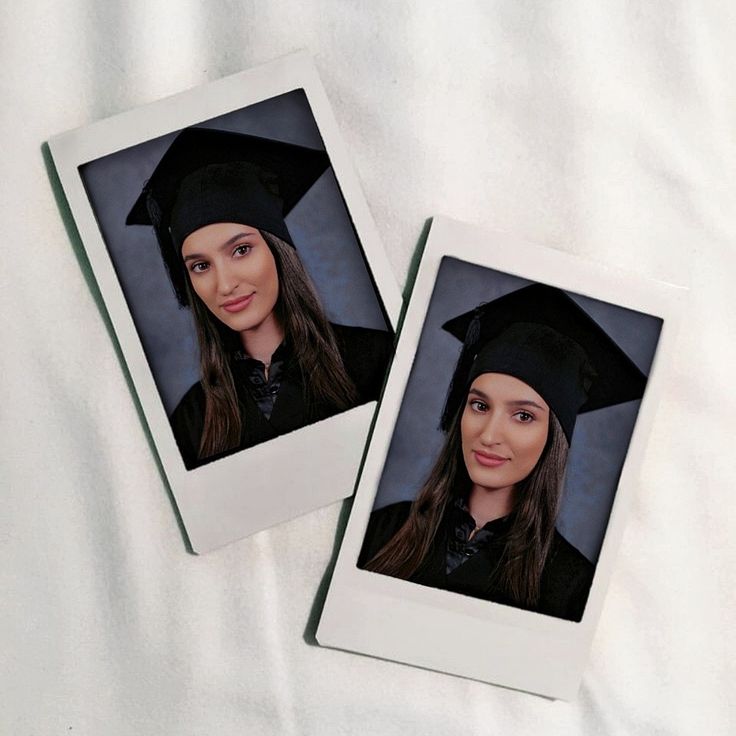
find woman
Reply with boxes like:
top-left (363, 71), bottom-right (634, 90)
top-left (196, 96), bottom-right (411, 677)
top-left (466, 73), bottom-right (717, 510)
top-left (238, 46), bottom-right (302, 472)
top-left (359, 284), bottom-right (647, 622)
top-left (127, 127), bottom-right (393, 469)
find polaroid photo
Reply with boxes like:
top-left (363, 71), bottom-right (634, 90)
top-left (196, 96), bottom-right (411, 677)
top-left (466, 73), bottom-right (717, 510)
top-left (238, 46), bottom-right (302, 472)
top-left (48, 52), bottom-right (401, 553)
top-left (317, 216), bottom-right (685, 699)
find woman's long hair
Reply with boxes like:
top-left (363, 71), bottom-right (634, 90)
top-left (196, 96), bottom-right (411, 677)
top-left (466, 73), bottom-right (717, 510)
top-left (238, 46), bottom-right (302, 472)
top-left (183, 231), bottom-right (359, 460)
top-left (364, 401), bottom-right (570, 609)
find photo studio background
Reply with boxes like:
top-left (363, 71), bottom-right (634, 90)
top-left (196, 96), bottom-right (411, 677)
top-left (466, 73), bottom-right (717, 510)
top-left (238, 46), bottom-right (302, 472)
top-left (369, 256), bottom-right (663, 565)
top-left (79, 89), bottom-right (391, 418)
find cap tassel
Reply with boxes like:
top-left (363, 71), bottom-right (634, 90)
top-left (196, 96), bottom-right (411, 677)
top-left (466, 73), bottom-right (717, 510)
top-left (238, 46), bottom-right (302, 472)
top-left (439, 309), bottom-right (482, 431)
top-left (146, 189), bottom-right (189, 308)
top-left (144, 186), bottom-right (163, 228)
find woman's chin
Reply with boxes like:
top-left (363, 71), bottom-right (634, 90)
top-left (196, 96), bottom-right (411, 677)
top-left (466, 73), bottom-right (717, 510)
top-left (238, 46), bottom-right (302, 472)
top-left (466, 463), bottom-right (517, 493)
top-left (469, 475), bottom-right (510, 493)
top-left (219, 314), bottom-right (255, 332)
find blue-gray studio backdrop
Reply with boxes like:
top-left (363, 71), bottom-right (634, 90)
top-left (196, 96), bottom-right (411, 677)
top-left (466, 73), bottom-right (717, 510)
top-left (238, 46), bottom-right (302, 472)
top-left (79, 89), bottom-right (391, 417)
top-left (370, 256), bottom-right (663, 564)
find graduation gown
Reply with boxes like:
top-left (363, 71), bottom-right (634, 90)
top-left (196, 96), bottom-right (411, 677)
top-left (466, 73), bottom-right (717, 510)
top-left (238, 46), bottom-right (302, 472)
top-left (170, 323), bottom-right (393, 469)
top-left (358, 500), bottom-right (595, 622)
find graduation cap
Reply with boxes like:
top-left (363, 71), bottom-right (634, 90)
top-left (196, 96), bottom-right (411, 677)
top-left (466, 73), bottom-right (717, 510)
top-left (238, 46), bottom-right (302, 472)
top-left (126, 127), bottom-right (331, 306)
top-left (440, 284), bottom-right (648, 443)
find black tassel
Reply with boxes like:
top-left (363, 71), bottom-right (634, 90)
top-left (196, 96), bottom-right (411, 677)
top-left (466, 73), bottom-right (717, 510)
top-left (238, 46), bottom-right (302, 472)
top-left (146, 189), bottom-right (189, 308)
top-left (439, 308), bottom-right (483, 431)
top-left (465, 308), bottom-right (481, 346)
top-left (145, 186), bottom-right (164, 228)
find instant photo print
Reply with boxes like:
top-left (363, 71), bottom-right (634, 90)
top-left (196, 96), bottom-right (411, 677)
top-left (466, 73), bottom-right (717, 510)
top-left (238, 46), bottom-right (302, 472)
top-left (317, 216), bottom-right (684, 699)
top-left (48, 53), bottom-right (401, 553)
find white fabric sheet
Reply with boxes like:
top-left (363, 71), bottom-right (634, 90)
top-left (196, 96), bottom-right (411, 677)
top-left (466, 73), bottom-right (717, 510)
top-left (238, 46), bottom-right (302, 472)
top-left (2, 1), bottom-right (734, 733)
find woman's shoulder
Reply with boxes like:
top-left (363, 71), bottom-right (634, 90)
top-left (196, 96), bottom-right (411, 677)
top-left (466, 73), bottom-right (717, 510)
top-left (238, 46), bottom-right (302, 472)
top-left (538, 530), bottom-right (595, 622)
top-left (369, 500), bottom-right (413, 528)
top-left (171, 381), bottom-right (205, 422)
top-left (549, 530), bottom-right (594, 571)
top-left (170, 382), bottom-right (206, 470)
top-left (357, 501), bottom-right (412, 568)
top-left (330, 323), bottom-right (394, 400)
top-left (330, 323), bottom-right (394, 356)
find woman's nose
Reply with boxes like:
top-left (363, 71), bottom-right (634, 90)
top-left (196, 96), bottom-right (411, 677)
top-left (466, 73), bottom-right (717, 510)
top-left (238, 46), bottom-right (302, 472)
top-left (216, 266), bottom-right (239, 295)
top-left (478, 412), bottom-right (504, 445)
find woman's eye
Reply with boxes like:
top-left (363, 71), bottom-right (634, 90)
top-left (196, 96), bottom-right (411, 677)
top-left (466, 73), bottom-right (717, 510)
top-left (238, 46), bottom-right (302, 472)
top-left (469, 399), bottom-right (488, 413)
top-left (233, 244), bottom-right (252, 257)
top-left (190, 262), bottom-right (208, 273)
top-left (515, 411), bottom-right (534, 423)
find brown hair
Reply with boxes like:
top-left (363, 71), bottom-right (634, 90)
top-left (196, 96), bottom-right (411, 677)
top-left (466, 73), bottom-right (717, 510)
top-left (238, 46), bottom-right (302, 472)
top-left (364, 401), bottom-right (569, 608)
top-left (184, 231), bottom-right (359, 460)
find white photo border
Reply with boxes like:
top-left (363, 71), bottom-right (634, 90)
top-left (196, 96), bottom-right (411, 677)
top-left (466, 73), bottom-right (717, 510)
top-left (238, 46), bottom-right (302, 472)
top-left (48, 52), bottom-right (402, 553)
top-left (317, 215), bottom-right (685, 699)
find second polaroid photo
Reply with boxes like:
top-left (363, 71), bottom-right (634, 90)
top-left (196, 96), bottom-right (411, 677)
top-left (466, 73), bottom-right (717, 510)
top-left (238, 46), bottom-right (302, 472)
top-left (317, 216), bottom-right (684, 699)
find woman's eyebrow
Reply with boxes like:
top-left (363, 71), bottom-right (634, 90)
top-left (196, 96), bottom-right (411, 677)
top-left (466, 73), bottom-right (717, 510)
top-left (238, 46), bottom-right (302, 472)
top-left (468, 388), bottom-right (546, 411)
top-left (222, 231), bottom-right (254, 247)
top-left (507, 399), bottom-right (548, 411)
top-left (468, 387), bottom-right (489, 400)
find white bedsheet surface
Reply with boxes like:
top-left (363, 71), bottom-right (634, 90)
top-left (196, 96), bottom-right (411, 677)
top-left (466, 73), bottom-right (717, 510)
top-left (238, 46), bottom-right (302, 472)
top-left (2, 2), bottom-right (734, 733)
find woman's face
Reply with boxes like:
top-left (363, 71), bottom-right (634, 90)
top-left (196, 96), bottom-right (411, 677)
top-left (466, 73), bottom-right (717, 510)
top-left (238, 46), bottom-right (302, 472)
top-left (181, 223), bottom-right (280, 332)
top-left (460, 372), bottom-right (550, 494)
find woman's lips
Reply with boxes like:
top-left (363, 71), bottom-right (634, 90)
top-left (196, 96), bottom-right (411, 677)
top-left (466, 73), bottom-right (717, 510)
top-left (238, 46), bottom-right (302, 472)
top-left (221, 293), bottom-right (255, 313)
top-left (472, 451), bottom-right (509, 468)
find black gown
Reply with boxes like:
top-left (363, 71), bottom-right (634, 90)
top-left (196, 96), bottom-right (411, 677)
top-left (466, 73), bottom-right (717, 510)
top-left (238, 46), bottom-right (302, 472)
top-left (358, 500), bottom-right (594, 622)
top-left (170, 323), bottom-right (393, 469)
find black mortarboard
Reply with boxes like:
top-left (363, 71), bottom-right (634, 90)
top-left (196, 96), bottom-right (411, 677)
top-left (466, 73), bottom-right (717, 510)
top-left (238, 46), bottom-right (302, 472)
top-left (440, 284), bottom-right (648, 443)
top-left (126, 127), bottom-right (330, 306)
